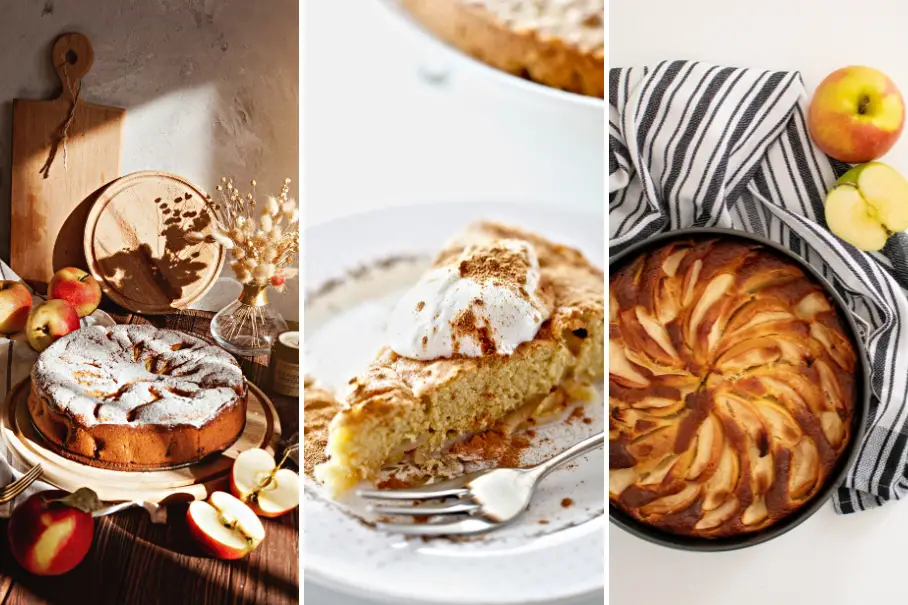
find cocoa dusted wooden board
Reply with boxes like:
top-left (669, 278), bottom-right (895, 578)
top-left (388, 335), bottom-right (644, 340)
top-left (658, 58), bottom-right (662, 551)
top-left (10, 32), bottom-right (124, 293)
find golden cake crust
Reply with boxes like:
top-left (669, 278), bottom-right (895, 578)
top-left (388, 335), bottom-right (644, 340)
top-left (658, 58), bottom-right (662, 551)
top-left (401, 0), bottom-right (604, 98)
top-left (609, 238), bottom-right (856, 537)
top-left (30, 325), bottom-right (247, 470)
top-left (315, 221), bottom-right (604, 494)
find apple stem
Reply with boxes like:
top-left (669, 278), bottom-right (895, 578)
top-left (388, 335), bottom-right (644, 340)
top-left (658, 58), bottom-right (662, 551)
top-left (242, 448), bottom-right (295, 505)
top-left (858, 95), bottom-right (871, 115)
top-left (276, 448), bottom-right (293, 470)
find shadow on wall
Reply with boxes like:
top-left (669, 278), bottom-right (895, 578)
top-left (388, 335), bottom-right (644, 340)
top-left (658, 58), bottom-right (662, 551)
top-left (0, 0), bottom-right (300, 263)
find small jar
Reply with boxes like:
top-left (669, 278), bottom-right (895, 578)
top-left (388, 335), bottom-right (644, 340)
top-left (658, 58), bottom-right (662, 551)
top-left (270, 331), bottom-right (299, 397)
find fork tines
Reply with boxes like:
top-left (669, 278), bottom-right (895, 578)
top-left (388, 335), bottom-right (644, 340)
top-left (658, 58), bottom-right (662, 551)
top-left (0, 463), bottom-right (43, 504)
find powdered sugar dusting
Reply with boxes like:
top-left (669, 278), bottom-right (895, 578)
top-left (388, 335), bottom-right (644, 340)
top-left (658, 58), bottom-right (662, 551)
top-left (32, 325), bottom-right (245, 428)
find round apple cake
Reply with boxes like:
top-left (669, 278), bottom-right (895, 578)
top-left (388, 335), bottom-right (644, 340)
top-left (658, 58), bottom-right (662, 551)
top-left (400, 0), bottom-right (604, 98)
top-left (609, 237), bottom-right (857, 537)
top-left (29, 325), bottom-right (247, 470)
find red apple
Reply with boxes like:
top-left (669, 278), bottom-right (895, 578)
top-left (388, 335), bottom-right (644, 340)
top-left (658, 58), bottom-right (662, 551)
top-left (0, 280), bottom-right (33, 335)
top-left (48, 268), bottom-right (102, 318)
top-left (7, 490), bottom-right (94, 576)
top-left (808, 66), bottom-right (904, 163)
top-left (26, 299), bottom-right (80, 352)
top-left (230, 448), bottom-right (300, 518)
top-left (187, 491), bottom-right (265, 559)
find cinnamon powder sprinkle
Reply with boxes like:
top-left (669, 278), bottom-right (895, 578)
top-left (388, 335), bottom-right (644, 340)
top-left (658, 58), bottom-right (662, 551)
top-left (561, 498), bottom-right (574, 508)
top-left (450, 307), bottom-right (497, 356)
top-left (302, 377), bottom-right (341, 478)
top-left (567, 406), bottom-right (586, 423)
top-left (458, 244), bottom-right (531, 290)
top-left (449, 430), bottom-right (531, 468)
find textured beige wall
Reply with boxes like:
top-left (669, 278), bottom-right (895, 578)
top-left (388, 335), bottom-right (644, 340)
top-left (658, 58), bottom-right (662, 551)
top-left (0, 0), bottom-right (299, 263)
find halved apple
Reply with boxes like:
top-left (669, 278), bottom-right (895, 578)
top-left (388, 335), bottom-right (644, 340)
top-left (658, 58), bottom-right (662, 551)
top-left (187, 491), bottom-right (265, 559)
top-left (230, 448), bottom-right (300, 518)
top-left (825, 162), bottom-right (908, 251)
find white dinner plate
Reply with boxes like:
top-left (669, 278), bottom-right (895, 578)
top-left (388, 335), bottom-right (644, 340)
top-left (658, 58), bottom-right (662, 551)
top-left (373, 0), bottom-right (604, 116)
top-left (303, 202), bottom-right (605, 605)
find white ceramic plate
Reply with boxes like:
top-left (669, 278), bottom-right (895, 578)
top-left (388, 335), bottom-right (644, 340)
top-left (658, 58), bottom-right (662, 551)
top-left (373, 0), bottom-right (604, 114)
top-left (303, 202), bottom-right (605, 605)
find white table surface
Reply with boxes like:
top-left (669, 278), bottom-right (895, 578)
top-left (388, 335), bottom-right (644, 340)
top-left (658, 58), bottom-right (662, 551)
top-left (303, 1), bottom-right (603, 604)
top-left (611, 1), bottom-right (908, 604)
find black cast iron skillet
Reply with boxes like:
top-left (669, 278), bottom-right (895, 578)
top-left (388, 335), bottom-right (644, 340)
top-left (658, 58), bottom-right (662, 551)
top-left (608, 227), bottom-right (871, 551)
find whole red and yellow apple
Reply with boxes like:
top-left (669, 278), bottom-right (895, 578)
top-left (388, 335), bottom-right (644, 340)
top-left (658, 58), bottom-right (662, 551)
top-left (808, 66), bottom-right (904, 163)
top-left (0, 280), bottom-right (33, 335)
top-left (230, 448), bottom-right (300, 518)
top-left (48, 268), bottom-right (102, 318)
top-left (7, 490), bottom-right (94, 576)
top-left (187, 491), bottom-right (265, 559)
top-left (26, 299), bottom-right (80, 352)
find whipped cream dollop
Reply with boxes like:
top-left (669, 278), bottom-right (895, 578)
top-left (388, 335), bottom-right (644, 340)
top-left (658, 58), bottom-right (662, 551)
top-left (388, 239), bottom-right (550, 360)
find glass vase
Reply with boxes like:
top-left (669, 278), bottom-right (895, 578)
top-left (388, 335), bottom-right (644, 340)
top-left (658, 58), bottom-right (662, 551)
top-left (210, 284), bottom-right (288, 356)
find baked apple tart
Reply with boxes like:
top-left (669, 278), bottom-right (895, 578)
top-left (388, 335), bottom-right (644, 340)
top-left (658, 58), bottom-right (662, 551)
top-left (609, 237), bottom-right (857, 537)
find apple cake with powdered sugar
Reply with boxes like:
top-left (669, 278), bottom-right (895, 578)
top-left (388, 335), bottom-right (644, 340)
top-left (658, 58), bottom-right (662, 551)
top-left (29, 325), bottom-right (247, 470)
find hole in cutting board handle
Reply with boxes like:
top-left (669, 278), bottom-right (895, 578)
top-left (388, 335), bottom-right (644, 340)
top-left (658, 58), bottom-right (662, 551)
top-left (52, 32), bottom-right (95, 90)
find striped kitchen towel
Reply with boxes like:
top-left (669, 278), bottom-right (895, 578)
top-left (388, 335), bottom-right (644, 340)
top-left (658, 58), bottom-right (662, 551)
top-left (609, 60), bottom-right (908, 514)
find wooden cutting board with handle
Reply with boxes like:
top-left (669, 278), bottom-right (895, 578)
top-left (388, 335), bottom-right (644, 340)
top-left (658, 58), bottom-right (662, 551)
top-left (10, 32), bottom-right (124, 293)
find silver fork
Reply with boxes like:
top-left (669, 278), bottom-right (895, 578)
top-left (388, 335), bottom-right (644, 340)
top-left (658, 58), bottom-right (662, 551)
top-left (358, 431), bottom-right (605, 536)
top-left (0, 464), bottom-right (43, 504)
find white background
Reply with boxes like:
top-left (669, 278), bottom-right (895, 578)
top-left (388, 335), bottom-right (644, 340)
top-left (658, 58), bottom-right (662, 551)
top-left (303, 0), bottom-right (604, 228)
top-left (611, 1), bottom-right (908, 604)
top-left (303, 1), bottom-right (604, 604)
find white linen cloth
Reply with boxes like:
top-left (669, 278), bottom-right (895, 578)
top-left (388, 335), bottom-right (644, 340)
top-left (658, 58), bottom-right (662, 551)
top-left (0, 260), bottom-right (112, 517)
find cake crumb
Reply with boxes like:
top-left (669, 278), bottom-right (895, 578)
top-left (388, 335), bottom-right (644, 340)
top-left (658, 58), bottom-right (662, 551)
top-left (561, 498), bottom-right (574, 508)
top-left (376, 476), bottom-right (411, 490)
top-left (416, 301), bottom-right (425, 312)
top-left (538, 519), bottom-right (549, 525)
top-left (449, 429), bottom-right (532, 468)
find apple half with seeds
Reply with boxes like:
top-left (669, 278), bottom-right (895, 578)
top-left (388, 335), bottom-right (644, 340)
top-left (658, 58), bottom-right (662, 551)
top-left (187, 491), bottom-right (265, 559)
top-left (231, 448), bottom-right (300, 518)
top-left (825, 162), bottom-right (908, 251)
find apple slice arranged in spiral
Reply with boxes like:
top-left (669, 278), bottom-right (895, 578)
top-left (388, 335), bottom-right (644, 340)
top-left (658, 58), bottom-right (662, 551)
top-left (230, 448), bottom-right (300, 518)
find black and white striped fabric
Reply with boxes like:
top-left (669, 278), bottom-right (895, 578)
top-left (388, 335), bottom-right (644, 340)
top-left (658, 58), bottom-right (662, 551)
top-left (609, 60), bottom-right (908, 514)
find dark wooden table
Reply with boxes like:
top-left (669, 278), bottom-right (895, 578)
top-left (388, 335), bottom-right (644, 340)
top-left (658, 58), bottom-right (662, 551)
top-left (0, 309), bottom-right (299, 605)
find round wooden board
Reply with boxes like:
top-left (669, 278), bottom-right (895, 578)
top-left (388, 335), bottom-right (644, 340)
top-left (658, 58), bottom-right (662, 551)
top-left (83, 170), bottom-right (226, 315)
top-left (0, 379), bottom-right (281, 503)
